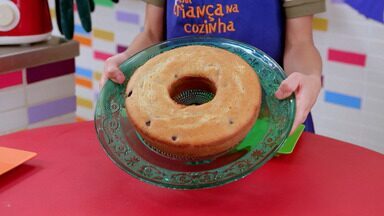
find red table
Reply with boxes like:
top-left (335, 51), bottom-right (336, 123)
top-left (0, 122), bottom-right (383, 215)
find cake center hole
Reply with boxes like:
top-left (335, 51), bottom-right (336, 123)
top-left (169, 76), bottom-right (217, 106)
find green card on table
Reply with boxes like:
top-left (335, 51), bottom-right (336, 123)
top-left (277, 124), bottom-right (305, 154)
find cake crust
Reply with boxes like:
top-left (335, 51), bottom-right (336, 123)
top-left (125, 45), bottom-right (261, 159)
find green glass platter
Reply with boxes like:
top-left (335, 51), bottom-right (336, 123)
top-left (94, 37), bottom-right (295, 189)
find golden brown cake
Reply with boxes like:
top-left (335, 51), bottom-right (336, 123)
top-left (125, 45), bottom-right (261, 159)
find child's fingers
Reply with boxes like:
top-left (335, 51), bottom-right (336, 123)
top-left (275, 73), bottom-right (301, 99)
top-left (111, 71), bottom-right (125, 84)
top-left (290, 100), bottom-right (308, 135)
top-left (99, 67), bottom-right (125, 90)
top-left (104, 56), bottom-right (126, 84)
top-left (105, 67), bottom-right (125, 83)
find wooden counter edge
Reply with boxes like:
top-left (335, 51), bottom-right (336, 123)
top-left (0, 37), bottom-right (80, 74)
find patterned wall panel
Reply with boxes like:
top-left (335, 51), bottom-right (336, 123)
top-left (48, 0), bottom-right (145, 121)
top-left (312, 0), bottom-right (384, 153)
top-left (0, 62), bottom-right (76, 134)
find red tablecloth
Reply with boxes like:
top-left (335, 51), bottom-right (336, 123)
top-left (0, 122), bottom-right (383, 216)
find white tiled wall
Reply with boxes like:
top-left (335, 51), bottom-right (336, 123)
top-left (312, 1), bottom-right (384, 153)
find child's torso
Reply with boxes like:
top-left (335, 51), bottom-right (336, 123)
top-left (166, 0), bottom-right (285, 63)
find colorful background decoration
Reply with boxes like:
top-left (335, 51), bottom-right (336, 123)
top-left (0, 59), bottom-right (76, 133)
top-left (4, 0), bottom-right (376, 153)
top-left (312, 0), bottom-right (384, 153)
top-left (48, 0), bottom-right (142, 121)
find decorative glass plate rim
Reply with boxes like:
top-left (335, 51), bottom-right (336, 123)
top-left (94, 36), bottom-right (295, 189)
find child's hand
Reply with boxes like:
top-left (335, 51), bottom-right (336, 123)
top-left (100, 54), bottom-right (126, 89)
top-left (274, 72), bottom-right (321, 134)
